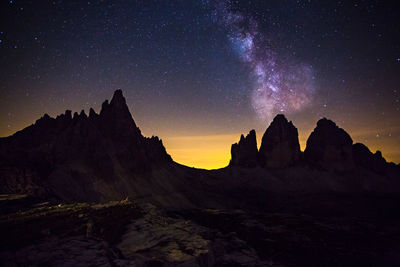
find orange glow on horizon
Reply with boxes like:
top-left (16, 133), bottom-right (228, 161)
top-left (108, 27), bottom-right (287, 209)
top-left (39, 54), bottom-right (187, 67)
top-left (1, 117), bottom-right (399, 170)
top-left (162, 133), bottom-right (308, 170)
top-left (162, 134), bottom-right (240, 169)
top-left (162, 128), bottom-right (400, 170)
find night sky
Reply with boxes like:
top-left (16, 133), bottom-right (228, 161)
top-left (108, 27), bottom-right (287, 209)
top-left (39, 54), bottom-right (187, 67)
top-left (1, 0), bottom-right (399, 169)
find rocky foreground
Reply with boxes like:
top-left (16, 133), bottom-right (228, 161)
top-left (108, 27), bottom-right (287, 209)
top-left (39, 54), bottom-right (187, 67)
top-left (1, 194), bottom-right (400, 266)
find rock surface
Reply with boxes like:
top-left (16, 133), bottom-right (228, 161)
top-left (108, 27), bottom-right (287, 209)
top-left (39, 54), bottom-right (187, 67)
top-left (304, 118), bottom-right (354, 171)
top-left (230, 130), bottom-right (258, 167)
top-left (2, 194), bottom-right (400, 266)
top-left (259, 114), bottom-right (301, 168)
top-left (0, 196), bottom-right (270, 266)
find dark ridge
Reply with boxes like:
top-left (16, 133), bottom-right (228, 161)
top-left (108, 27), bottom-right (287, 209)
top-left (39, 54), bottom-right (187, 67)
top-left (0, 90), bottom-right (172, 201)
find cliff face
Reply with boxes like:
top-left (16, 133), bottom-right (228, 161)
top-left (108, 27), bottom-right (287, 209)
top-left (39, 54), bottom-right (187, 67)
top-left (258, 114), bottom-right (301, 168)
top-left (304, 118), bottom-right (354, 172)
top-left (230, 130), bottom-right (258, 167)
top-left (0, 90), bottom-right (172, 201)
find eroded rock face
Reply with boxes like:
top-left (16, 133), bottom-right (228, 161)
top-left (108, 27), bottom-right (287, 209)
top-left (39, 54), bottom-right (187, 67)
top-left (258, 114), bottom-right (301, 168)
top-left (304, 118), bottom-right (354, 171)
top-left (230, 130), bottom-right (258, 167)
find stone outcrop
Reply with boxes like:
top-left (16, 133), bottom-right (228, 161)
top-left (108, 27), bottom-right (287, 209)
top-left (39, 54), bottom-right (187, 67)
top-left (304, 118), bottom-right (354, 171)
top-left (230, 130), bottom-right (258, 167)
top-left (258, 114), bottom-right (301, 168)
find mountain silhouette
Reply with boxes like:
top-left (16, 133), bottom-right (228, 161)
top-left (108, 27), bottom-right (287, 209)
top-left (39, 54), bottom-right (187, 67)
top-left (1, 90), bottom-right (400, 266)
top-left (230, 129), bottom-right (258, 167)
top-left (230, 114), bottom-right (399, 176)
top-left (0, 90), bottom-right (187, 203)
top-left (259, 114), bottom-right (301, 168)
top-left (0, 90), bottom-right (399, 205)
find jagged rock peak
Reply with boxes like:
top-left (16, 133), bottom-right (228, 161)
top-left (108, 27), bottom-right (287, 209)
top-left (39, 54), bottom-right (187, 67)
top-left (34, 113), bottom-right (53, 127)
top-left (65, 110), bottom-right (72, 119)
top-left (89, 108), bottom-right (97, 118)
top-left (101, 100), bottom-right (109, 112)
top-left (110, 89), bottom-right (126, 106)
top-left (230, 129), bottom-right (258, 167)
top-left (304, 118), bottom-right (354, 171)
top-left (259, 114), bottom-right (301, 168)
top-left (43, 113), bottom-right (51, 120)
top-left (100, 90), bottom-right (131, 117)
top-left (91, 90), bottom-right (142, 144)
top-left (79, 110), bottom-right (87, 118)
top-left (0, 90), bottom-right (173, 200)
top-left (36, 113), bottom-right (51, 122)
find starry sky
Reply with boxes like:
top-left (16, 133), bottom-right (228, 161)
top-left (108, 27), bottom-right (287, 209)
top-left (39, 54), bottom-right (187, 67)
top-left (1, 0), bottom-right (399, 169)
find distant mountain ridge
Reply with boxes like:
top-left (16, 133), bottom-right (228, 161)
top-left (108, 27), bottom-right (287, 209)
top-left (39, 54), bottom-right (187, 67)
top-left (0, 90), bottom-right (399, 205)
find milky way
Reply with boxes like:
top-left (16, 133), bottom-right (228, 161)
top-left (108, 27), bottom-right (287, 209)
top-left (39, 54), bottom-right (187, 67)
top-left (215, 1), bottom-right (315, 121)
top-left (1, 0), bottom-right (399, 166)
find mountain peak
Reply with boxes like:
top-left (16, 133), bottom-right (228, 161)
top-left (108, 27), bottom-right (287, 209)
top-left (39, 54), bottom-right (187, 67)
top-left (305, 118), bottom-right (354, 171)
top-left (272, 114), bottom-right (288, 123)
top-left (101, 89), bottom-right (130, 114)
top-left (259, 114), bottom-right (301, 168)
top-left (96, 90), bottom-right (141, 140)
top-left (0, 90), bottom-right (172, 201)
top-left (89, 108), bottom-right (97, 119)
top-left (230, 129), bottom-right (258, 167)
top-left (312, 118), bottom-right (353, 145)
top-left (316, 117), bottom-right (337, 129)
top-left (110, 89), bottom-right (126, 106)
